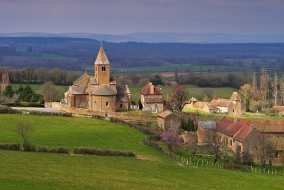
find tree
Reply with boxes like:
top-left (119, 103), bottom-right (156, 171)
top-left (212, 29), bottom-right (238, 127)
top-left (150, 75), bottom-right (163, 85)
top-left (259, 68), bottom-right (271, 101)
top-left (2, 84), bottom-right (14, 97)
top-left (211, 134), bottom-right (222, 164)
top-left (138, 99), bottom-right (143, 110)
top-left (239, 83), bottom-right (253, 111)
top-left (273, 71), bottom-right (279, 106)
top-left (254, 134), bottom-right (277, 169)
top-left (160, 129), bottom-right (183, 152)
top-left (14, 121), bottom-right (34, 145)
top-left (40, 81), bottom-right (64, 102)
top-left (168, 84), bottom-right (189, 111)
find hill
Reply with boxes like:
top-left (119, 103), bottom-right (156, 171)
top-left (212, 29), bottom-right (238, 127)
top-left (0, 114), bottom-right (284, 189)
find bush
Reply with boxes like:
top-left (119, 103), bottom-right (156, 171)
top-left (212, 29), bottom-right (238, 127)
top-left (38, 146), bottom-right (49, 152)
top-left (38, 146), bottom-right (69, 154)
top-left (23, 142), bottom-right (37, 152)
top-left (0, 143), bottom-right (21, 151)
top-left (73, 147), bottom-right (135, 157)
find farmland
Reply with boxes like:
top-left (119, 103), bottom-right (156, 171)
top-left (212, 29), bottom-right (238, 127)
top-left (0, 114), bottom-right (284, 190)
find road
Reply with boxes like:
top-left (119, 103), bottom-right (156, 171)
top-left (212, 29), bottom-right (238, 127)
top-left (11, 107), bottom-right (60, 113)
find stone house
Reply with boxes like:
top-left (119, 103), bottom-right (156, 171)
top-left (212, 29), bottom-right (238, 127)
top-left (197, 120), bottom-right (217, 144)
top-left (157, 110), bottom-right (181, 131)
top-left (197, 117), bottom-right (260, 157)
top-left (64, 46), bottom-right (131, 112)
top-left (184, 97), bottom-right (218, 113)
top-left (140, 82), bottom-right (164, 113)
top-left (210, 92), bottom-right (245, 116)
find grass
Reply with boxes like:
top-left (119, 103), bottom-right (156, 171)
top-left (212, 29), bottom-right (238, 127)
top-left (1, 114), bottom-right (284, 189)
top-left (10, 84), bottom-right (69, 94)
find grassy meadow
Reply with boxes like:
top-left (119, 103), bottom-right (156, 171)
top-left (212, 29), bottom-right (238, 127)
top-left (1, 114), bottom-right (284, 189)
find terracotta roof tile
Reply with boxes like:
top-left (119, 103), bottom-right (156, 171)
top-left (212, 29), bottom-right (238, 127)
top-left (234, 124), bottom-right (252, 141)
top-left (141, 83), bottom-right (162, 95)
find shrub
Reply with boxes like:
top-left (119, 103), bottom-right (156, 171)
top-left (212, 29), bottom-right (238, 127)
top-left (73, 147), bottom-right (135, 157)
top-left (38, 146), bottom-right (49, 152)
top-left (23, 142), bottom-right (37, 152)
top-left (0, 143), bottom-right (21, 151)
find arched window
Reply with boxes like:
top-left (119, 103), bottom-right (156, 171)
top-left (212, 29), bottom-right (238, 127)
top-left (106, 102), bottom-right (109, 107)
top-left (102, 66), bottom-right (106, 71)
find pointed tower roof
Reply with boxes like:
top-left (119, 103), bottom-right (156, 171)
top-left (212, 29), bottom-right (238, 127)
top-left (94, 46), bottom-right (110, 65)
top-left (230, 92), bottom-right (241, 101)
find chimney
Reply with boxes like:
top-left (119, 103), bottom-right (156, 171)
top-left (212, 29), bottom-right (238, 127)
top-left (149, 82), bottom-right (154, 94)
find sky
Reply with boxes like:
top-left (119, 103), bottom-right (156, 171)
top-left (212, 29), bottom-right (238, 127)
top-left (0, 0), bottom-right (283, 35)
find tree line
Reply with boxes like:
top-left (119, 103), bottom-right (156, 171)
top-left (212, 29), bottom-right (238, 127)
top-left (240, 68), bottom-right (284, 112)
top-left (0, 67), bottom-right (80, 85)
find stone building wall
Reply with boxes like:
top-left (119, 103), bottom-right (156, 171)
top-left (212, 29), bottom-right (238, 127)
top-left (52, 102), bottom-right (157, 123)
top-left (197, 125), bottom-right (216, 144)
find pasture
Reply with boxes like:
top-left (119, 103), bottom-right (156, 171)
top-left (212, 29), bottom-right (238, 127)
top-left (0, 114), bottom-right (284, 189)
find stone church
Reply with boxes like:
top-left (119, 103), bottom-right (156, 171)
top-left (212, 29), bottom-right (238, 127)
top-left (64, 46), bottom-right (131, 112)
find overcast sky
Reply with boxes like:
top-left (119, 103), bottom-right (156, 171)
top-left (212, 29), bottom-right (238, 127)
top-left (0, 0), bottom-right (283, 35)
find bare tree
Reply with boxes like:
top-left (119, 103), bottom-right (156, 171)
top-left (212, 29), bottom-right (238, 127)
top-left (168, 84), bottom-right (189, 111)
top-left (212, 134), bottom-right (222, 164)
top-left (14, 121), bottom-right (34, 145)
top-left (40, 81), bottom-right (64, 102)
top-left (273, 71), bottom-right (279, 106)
top-left (254, 134), bottom-right (277, 169)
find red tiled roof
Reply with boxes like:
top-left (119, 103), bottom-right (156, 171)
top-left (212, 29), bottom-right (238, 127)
top-left (242, 118), bottom-right (284, 133)
top-left (216, 117), bottom-right (251, 137)
top-left (141, 83), bottom-right (162, 95)
top-left (234, 124), bottom-right (252, 141)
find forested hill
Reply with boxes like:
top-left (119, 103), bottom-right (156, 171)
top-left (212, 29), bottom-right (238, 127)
top-left (0, 37), bottom-right (284, 69)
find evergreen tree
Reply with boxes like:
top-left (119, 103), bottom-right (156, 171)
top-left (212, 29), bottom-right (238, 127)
top-left (138, 99), bottom-right (143, 110)
top-left (2, 84), bottom-right (14, 97)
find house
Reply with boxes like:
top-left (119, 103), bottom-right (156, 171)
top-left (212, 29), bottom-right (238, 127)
top-left (140, 82), bottom-right (164, 113)
top-left (64, 46), bottom-right (131, 112)
top-left (198, 117), bottom-right (260, 155)
top-left (209, 92), bottom-right (245, 116)
top-left (157, 110), bottom-right (181, 131)
top-left (184, 97), bottom-right (218, 113)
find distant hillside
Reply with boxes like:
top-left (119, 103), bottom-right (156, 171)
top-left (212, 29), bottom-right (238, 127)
top-left (0, 32), bottom-right (284, 43)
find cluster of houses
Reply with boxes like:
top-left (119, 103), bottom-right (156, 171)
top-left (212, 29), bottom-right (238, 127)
top-left (61, 46), bottom-right (284, 166)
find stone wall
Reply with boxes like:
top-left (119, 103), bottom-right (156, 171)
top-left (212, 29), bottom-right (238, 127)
top-left (51, 102), bottom-right (157, 123)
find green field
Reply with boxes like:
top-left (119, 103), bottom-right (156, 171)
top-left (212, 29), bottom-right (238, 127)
top-left (0, 114), bottom-right (284, 189)
top-left (22, 52), bottom-right (78, 61)
top-left (10, 84), bottom-right (69, 93)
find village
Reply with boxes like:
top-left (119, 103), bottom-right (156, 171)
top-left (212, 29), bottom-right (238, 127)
top-left (1, 46), bottom-right (282, 169)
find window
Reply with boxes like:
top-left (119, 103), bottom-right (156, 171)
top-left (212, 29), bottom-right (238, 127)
top-left (106, 102), bottom-right (109, 107)
top-left (94, 101), bottom-right (97, 105)
top-left (230, 140), bottom-right (232, 146)
top-left (120, 104), bottom-right (123, 108)
top-left (275, 151), bottom-right (279, 158)
top-left (102, 66), bottom-right (106, 71)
